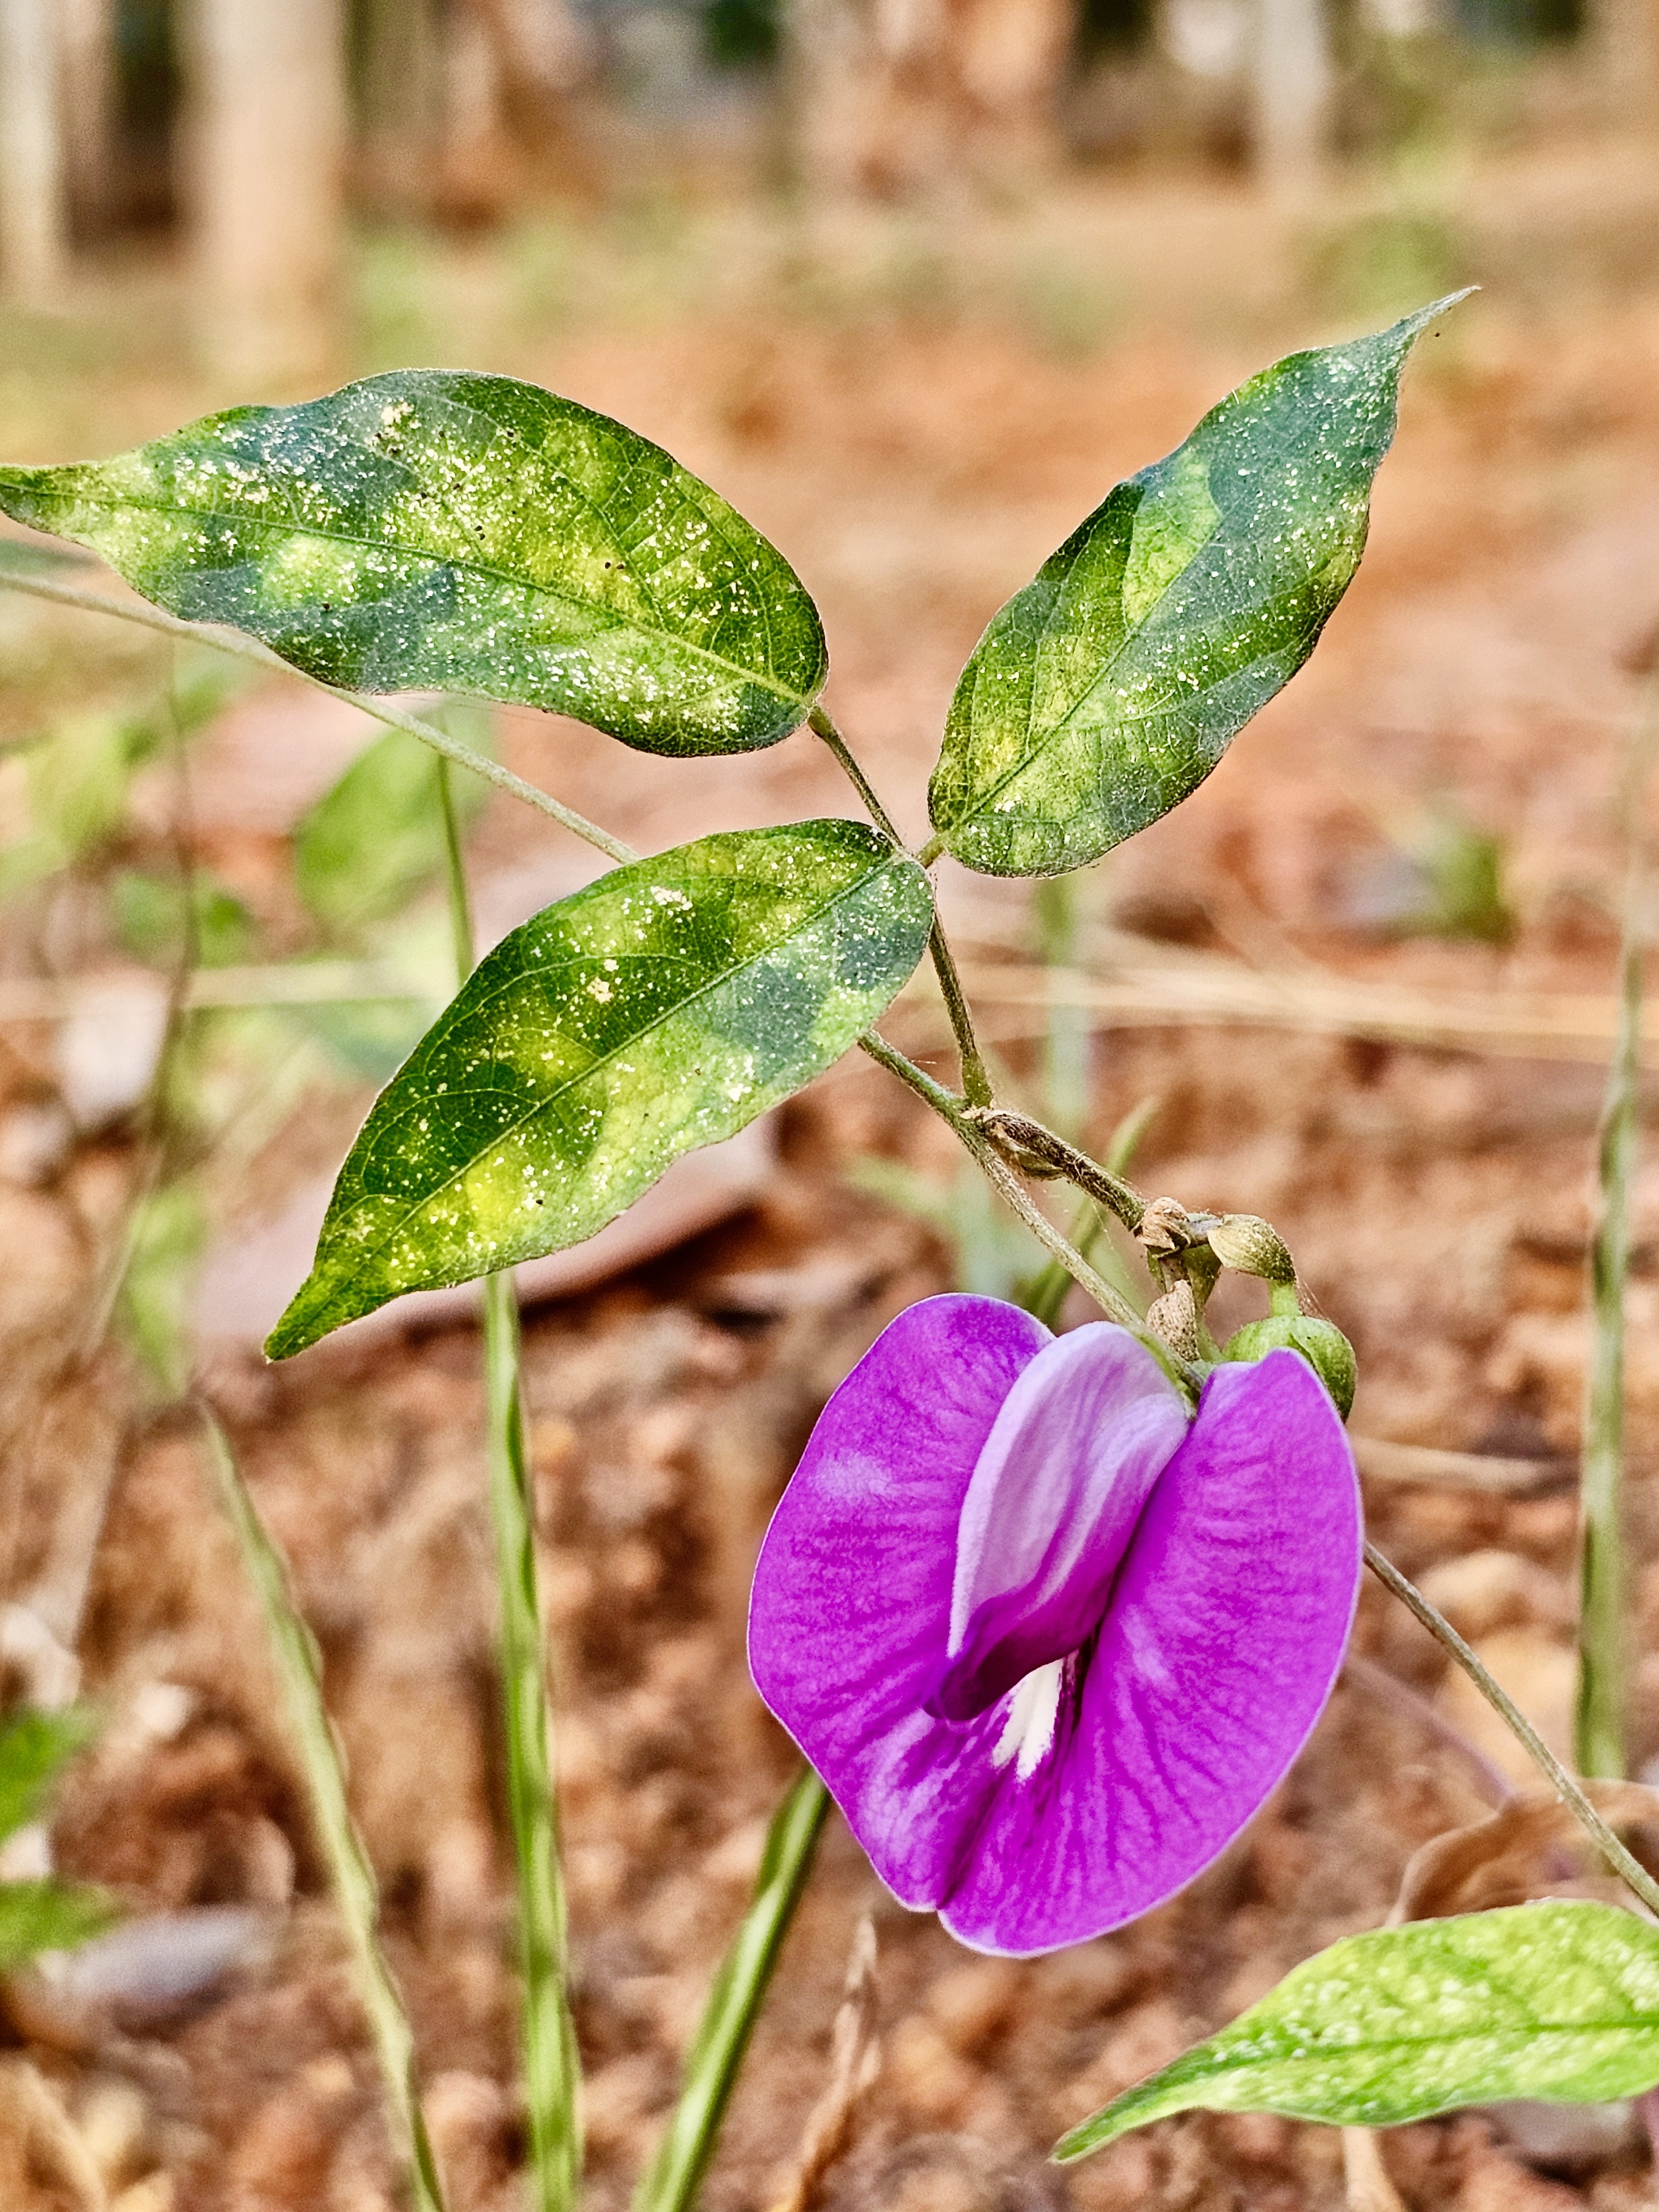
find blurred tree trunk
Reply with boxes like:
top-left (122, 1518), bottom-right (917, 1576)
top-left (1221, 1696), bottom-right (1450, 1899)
top-left (182, 0), bottom-right (348, 388)
top-left (60, 0), bottom-right (115, 238)
top-left (790, 0), bottom-right (1077, 201)
top-left (359, 0), bottom-right (444, 215)
top-left (1249, 0), bottom-right (1331, 194)
top-left (0, 0), bottom-right (65, 302)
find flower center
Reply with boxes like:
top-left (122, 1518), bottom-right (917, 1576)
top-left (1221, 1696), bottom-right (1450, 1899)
top-left (991, 1660), bottom-right (1065, 1780)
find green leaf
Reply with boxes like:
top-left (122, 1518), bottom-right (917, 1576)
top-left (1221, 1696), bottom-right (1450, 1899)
top-left (930, 296), bottom-right (1465, 878)
top-left (113, 869), bottom-right (257, 968)
top-left (0, 1707), bottom-right (99, 1843)
top-left (0, 1879), bottom-right (116, 1969)
top-left (295, 704), bottom-right (493, 938)
top-left (1054, 1902), bottom-right (1659, 2160)
top-left (0, 372), bottom-right (828, 758)
top-left (267, 820), bottom-right (932, 1356)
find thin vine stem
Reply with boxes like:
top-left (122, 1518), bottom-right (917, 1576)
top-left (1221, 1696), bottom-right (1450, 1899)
top-left (1365, 1541), bottom-right (1659, 1919)
top-left (806, 702), bottom-right (994, 1109)
top-left (808, 705), bottom-right (905, 847)
top-left (0, 570), bottom-right (638, 863)
top-left (437, 762), bottom-right (582, 2210)
top-left (857, 1031), bottom-right (1195, 1396)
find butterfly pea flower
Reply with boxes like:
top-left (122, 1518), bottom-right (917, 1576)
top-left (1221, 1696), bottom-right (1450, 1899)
top-left (748, 1295), bottom-right (1361, 1956)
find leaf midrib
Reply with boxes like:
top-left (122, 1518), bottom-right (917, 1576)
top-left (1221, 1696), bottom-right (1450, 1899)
top-left (324, 846), bottom-right (924, 1284)
top-left (5, 480), bottom-right (817, 713)
top-left (940, 476), bottom-right (1231, 843)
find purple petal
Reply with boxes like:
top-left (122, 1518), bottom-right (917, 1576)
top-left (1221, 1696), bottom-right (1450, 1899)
top-left (748, 1293), bottom-right (1050, 1907)
top-left (940, 1349), bottom-right (1361, 1954)
top-left (930, 1324), bottom-right (1187, 1722)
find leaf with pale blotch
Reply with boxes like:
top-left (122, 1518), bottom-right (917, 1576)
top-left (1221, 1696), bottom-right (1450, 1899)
top-left (1055, 1902), bottom-right (1659, 2161)
top-left (0, 373), bottom-right (827, 757)
top-left (931, 296), bottom-right (1465, 878)
top-left (267, 820), bottom-right (932, 1356)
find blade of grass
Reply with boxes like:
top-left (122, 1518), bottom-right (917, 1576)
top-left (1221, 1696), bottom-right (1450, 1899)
top-left (197, 1410), bottom-right (446, 2211)
top-left (633, 1767), bottom-right (831, 2212)
top-left (1575, 692), bottom-right (1659, 1777)
top-left (437, 760), bottom-right (581, 2210)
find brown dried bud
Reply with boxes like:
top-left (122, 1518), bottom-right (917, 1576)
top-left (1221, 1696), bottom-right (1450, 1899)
top-left (1137, 1197), bottom-right (1198, 1258)
top-left (1206, 1213), bottom-right (1296, 1286)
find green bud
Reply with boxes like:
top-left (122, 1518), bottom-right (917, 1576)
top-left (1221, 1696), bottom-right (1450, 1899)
top-left (1219, 1313), bottom-right (1357, 1421)
top-left (1207, 1213), bottom-right (1296, 1285)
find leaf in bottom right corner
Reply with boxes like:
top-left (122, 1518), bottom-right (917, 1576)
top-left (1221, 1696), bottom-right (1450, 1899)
top-left (1053, 1901), bottom-right (1659, 2160)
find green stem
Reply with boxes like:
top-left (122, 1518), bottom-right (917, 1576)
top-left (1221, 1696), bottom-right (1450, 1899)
top-left (1575, 703), bottom-right (1658, 1780)
top-left (808, 705), bottom-right (905, 848)
top-left (1366, 1541), bottom-right (1659, 1918)
top-left (858, 1033), bottom-right (1196, 1397)
top-left (1024, 1094), bottom-right (1160, 1330)
top-left (633, 1769), bottom-right (831, 2212)
top-left (437, 762), bottom-right (581, 2210)
top-left (484, 1270), bottom-right (582, 2210)
top-left (0, 570), bottom-right (638, 864)
top-left (1577, 915), bottom-right (1640, 1778)
top-left (198, 1411), bottom-right (447, 2212)
top-left (927, 920), bottom-right (994, 1108)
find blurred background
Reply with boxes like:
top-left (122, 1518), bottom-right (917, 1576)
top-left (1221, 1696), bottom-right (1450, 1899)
top-left (4, 7), bottom-right (1659, 2209)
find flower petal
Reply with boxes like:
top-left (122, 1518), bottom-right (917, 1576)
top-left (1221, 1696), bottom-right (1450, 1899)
top-left (931, 1323), bottom-right (1188, 1723)
top-left (940, 1349), bottom-right (1361, 1954)
top-left (748, 1293), bottom-right (1049, 1907)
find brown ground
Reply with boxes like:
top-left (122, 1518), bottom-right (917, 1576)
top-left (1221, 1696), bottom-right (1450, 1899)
top-left (6, 142), bottom-right (1659, 2210)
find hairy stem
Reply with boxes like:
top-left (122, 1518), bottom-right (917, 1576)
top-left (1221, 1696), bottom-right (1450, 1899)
top-left (1366, 1541), bottom-right (1659, 1919)
top-left (437, 763), bottom-right (581, 2209)
top-left (0, 570), bottom-right (638, 863)
top-left (1024, 1095), bottom-right (1160, 1329)
top-left (926, 920), bottom-right (995, 1108)
top-left (858, 1033), bottom-right (1196, 1395)
top-left (199, 1411), bottom-right (447, 2212)
top-left (633, 1769), bottom-right (831, 2212)
top-left (808, 705), bottom-right (905, 848)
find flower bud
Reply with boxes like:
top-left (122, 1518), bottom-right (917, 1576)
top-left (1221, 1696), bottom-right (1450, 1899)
top-left (1219, 1314), bottom-right (1357, 1421)
top-left (1207, 1214), bottom-right (1296, 1286)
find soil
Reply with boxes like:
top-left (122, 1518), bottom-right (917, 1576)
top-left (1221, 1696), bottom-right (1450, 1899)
top-left (6, 147), bottom-right (1659, 2210)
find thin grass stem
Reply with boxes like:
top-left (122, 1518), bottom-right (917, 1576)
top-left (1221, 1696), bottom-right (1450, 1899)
top-left (633, 1769), bottom-right (831, 2212)
top-left (1575, 698), bottom-right (1659, 1778)
top-left (435, 761), bottom-right (581, 2210)
top-left (197, 1411), bottom-right (446, 2211)
top-left (484, 1270), bottom-right (582, 2210)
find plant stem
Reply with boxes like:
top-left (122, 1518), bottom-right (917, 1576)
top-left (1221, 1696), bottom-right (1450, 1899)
top-left (198, 1411), bottom-right (446, 2212)
top-left (926, 920), bottom-right (994, 1108)
top-left (437, 762), bottom-right (581, 2210)
top-left (1575, 702), bottom-right (1658, 1780)
top-left (0, 570), bottom-right (638, 864)
top-left (1365, 1540), bottom-right (1659, 1919)
top-left (633, 1768), bottom-right (831, 2212)
top-left (1023, 1094), bottom-right (1160, 1330)
top-left (808, 705), bottom-right (905, 848)
top-left (858, 1032), bottom-right (1196, 1395)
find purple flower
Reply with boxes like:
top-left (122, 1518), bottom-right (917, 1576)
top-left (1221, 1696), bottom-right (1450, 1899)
top-left (748, 1296), bottom-right (1361, 1955)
